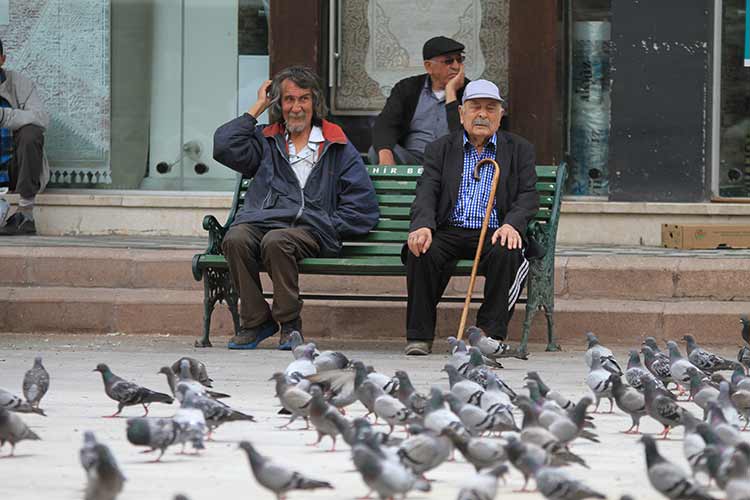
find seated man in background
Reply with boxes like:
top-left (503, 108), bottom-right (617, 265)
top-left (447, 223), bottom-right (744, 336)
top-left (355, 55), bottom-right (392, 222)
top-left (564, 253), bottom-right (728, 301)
top-left (0, 38), bottom-right (50, 235)
top-left (214, 66), bottom-right (379, 350)
top-left (403, 80), bottom-right (538, 355)
top-left (370, 35), bottom-right (470, 166)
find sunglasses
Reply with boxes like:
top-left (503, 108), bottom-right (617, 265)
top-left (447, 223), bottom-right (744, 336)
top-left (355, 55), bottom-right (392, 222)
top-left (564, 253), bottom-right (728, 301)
top-left (436, 55), bottom-right (465, 65)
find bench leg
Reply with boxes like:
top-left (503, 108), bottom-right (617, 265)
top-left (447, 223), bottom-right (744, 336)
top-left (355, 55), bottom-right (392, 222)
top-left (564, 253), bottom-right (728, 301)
top-left (519, 304), bottom-right (538, 355)
top-left (225, 280), bottom-right (241, 335)
top-left (196, 270), bottom-right (216, 348)
top-left (544, 305), bottom-right (560, 352)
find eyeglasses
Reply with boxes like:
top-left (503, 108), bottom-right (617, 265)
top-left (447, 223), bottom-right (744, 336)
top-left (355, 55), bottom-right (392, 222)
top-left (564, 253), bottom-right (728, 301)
top-left (436, 55), bottom-right (465, 65)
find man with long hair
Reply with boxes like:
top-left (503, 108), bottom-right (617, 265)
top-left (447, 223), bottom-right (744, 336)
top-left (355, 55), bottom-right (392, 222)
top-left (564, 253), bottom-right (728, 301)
top-left (214, 66), bottom-right (378, 350)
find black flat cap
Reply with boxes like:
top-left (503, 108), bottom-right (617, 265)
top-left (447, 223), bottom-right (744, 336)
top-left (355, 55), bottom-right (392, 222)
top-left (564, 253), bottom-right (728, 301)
top-left (422, 36), bottom-right (464, 60)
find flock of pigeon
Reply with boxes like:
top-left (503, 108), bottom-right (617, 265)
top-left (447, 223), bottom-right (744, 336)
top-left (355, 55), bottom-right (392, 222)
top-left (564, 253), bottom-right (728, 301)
top-left (2, 319), bottom-right (750, 500)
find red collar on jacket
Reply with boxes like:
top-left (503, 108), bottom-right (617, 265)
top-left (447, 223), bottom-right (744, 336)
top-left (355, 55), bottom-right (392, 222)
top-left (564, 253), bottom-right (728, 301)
top-left (262, 120), bottom-right (348, 145)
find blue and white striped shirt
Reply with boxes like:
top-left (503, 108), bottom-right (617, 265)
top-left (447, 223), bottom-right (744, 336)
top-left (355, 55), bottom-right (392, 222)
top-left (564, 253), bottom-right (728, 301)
top-left (451, 133), bottom-right (499, 229)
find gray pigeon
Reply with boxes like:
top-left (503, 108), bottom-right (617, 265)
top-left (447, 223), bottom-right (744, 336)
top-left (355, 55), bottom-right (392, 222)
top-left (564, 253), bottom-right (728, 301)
top-left (466, 325), bottom-right (528, 360)
top-left (0, 407), bottom-right (40, 456)
top-left (362, 382), bottom-right (415, 435)
top-left (313, 350), bottom-right (349, 372)
top-left (176, 386), bottom-right (254, 437)
top-left (730, 364), bottom-right (750, 391)
top-left (173, 399), bottom-right (207, 454)
top-left (158, 365), bottom-right (229, 401)
top-left (642, 345), bottom-right (675, 390)
top-left (456, 463), bottom-right (509, 500)
top-left (394, 370), bottom-right (428, 416)
top-left (643, 377), bottom-right (686, 439)
top-left (504, 434), bottom-right (570, 492)
top-left (681, 413), bottom-right (709, 479)
top-left (465, 347), bottom-right (500, 388)
top-left (0, 387), bottom-right (45, 416)
top-left (171, 357), bottom-right (213, 387)
top-left (423, 387), bottom-right (467, 437)
top-left (94, 364), bottom-right (173, 417)
top-left (610, 374), bottom-right (646, 434)
top-left (585, 354), bottom-right (614, 412)
top-left (126, 417), bottom-right (185, 461)
top-left (724, 449), bottom-right (750, 500)
top-left (584, 331), bottom-right (622, 375)
top-left (239, 440), bottom-right (333, 499)
top-left (731, 387), bottom-right (750, 430)
top-left (640, 434), bottom-right (716, 500)
top-left (447, 337), bottom-right (473, 374)
top-left (307, 386), bottom-right (341, 451)
top-left (441, 426), bottom-right (507, 472)
top-left (396, 426), bottom-right (451, 477)
top-left (683, 335), bottom-right (735, 374)
top-left (718, 380), bottom-right (742, 428)
top-left (526, 371), bottom-right (576, 410)
top-left (22, 356), bottom-right (50, 409)
top-left (352, 443), bottom-right (430, 499)
top-left (80, 431), bottom-right (126, 500)
top-left (444, 392), bottom-right (501, 436)
top-left (444, 364), bottom-right (484, 406)
top-left (284, 344), bottom-right (317, 384)
top-left (523, 450), bottom-right (605, 499)
top-left (625, 349), bottom-right (666, 393)
top-left (667, 341), bottom-right (703, 389)
top-left (269, 372), bottom-right (311, 429)
top-left (685, 367), bottom-right (719, 418)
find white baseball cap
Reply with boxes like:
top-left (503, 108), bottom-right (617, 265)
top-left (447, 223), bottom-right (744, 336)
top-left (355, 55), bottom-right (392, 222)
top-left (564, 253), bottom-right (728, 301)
top-left (462, 79), bottom-right (505, 104)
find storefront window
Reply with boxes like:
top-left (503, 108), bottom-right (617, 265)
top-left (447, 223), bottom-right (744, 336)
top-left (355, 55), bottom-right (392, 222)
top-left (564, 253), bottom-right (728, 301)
top-left (0, 0), bottom-right (268, 191)
top-left (567, 0), bottom-right (611, 197)
top-left (717, 0), bottom-right (750, 198)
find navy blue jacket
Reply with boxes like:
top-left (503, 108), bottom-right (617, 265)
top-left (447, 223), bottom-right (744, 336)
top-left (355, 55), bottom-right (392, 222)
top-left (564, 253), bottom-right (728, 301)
top-left (213, 114), bottom-right (379, 257)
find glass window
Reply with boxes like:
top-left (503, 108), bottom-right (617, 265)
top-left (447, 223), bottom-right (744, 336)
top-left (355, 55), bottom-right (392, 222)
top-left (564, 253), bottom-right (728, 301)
top-left (717, 0), bottom-right (750, 198)
top-left (567, 0), bottom-right (612, 197)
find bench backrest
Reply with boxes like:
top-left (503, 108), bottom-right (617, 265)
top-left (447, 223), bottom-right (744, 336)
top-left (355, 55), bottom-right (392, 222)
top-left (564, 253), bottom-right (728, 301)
top-left (229, 163), bottom-right (566, 258)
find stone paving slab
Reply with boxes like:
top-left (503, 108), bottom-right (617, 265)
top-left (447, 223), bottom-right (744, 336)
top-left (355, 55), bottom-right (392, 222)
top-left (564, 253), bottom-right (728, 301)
top-left (0, 333), bottom-right (738, 500)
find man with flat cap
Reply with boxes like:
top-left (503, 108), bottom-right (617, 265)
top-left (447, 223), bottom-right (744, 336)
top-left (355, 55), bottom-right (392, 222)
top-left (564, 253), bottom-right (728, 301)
top-left (403, 79), bottom-right (538, 356)
top-left (370, 36), bottom-right (469, 166)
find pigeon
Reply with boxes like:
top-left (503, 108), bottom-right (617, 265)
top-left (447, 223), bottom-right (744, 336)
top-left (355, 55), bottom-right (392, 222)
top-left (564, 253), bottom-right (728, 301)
top-left (610, 374), bottom-right (646, 434)
top-left (352, 443), bottom-right (430, 499)
top-left (640, 434), bottom-right (716, 500)
top-left (313, 349), bottom-right (349, 372)
top-left (643, 377), bottom-right (686, 439)
top-left (730, 364), bottom-right (750, 391)
top-left (365, 365), bottom-right (399, 395)
top-left (269, 373), bottom-right (311, 429)
top-left (93, 364), bottom-right (173, 417)
top-left (667, 341), bottom-right (704, 389)
top-left (456, 463), bottom-right (509, 500)
top-left (307, 386), bottom-right (341, 451)
top-left (158, 365), bottom-right (229, 402)
top-left (522, 450), bottom-right (605, 499)
top-left (171, 357), bottom-right (213, 387)
top-left (444, 392), bottom-right (501, 436)
top-left (441, 426), bottom-right (508, 472)
top-left (545, 397), bottom-right (598, 446)
top-left (642, 345), bottom-right (675, 390)
top-left (444, 364), bottom-right (484, 406)
top-left (284, 344), bottom-right (317, 384)
top-left (80, 432), bottom-right (126, 500)
top-left (0, 407), bottom-right (40, 456)
top-left (423, 387), bottom-right (467, 437)
top-left (685, 367), bottom-right (719, 418)
top-left (177, 386), bottom-right (254, 436)
top-left (706, 401), bottom-right (744, 446)
top-left (503, 434), bottom-right (552, 491)
top-left (681, 413), bottom-right (709, 479)
top-left (394, 370), bottom-right (428, 416)
top-left (724, 449), bottom-right (750, 500)
top-left (718, 380), bottom-right (742, 428)
top-left (22, 356), bottom-right (50, 409)
top-left (307, 360), bottom-right (390, 414)
top-left (126, 417), bottom-right (184, 461)
top-left (731, 387), bottom-right (750, 430)
top-left (526, 371), bottom-right (575, 410)
top-left (738, 315), bottom-right (750, 372)
top-left (360, 381), bottom-right (414, 435)
top-left (0, 387), bottom-right (46, 415)
top-left (466, 325), bottom-right (528, 360)
top-left (172, 395), bottom-right (207, 455)
top-left (625, 349), bottom-right (667, 393)
top-left (585, 354), bottom-right (614, 412)
top-left (287, 331), bottom-right (317, 359)
top-left (683, 335), bottom-right (736, 374)
top-left (239, 440), bottom-right (333, 499)
top-left (396, 426), bottom-right (452, 477)
top-left (447, 337), bottom-right (474, 374)
top-left (466, 347), bottom-right (500, 388)
top-left (584, 331), bottom-right (622, 375)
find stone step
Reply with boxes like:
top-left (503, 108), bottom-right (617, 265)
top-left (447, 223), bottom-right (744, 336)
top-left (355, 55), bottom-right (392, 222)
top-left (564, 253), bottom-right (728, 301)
top-left (1, 285), bottom-right (747, 347)
top-left (2, 246), bottom-right (750, 301)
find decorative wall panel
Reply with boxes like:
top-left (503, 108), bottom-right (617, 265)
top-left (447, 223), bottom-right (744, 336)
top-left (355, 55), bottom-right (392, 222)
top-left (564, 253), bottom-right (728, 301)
top-left (0, 0), bottom-right (110, 185)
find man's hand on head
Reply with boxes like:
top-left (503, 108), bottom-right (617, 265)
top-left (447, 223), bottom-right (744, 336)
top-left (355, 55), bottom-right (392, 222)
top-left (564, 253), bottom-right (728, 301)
top-left (491, 224), bottom-right (521, 249)
top-left (445, 65), bottom-right (465, 103)
top-left (408, 227), bottom-right (433, 257)
top-left (378, 149), bottom-right (396, 166)
top-left (248, 79), bottom-right (273, 119)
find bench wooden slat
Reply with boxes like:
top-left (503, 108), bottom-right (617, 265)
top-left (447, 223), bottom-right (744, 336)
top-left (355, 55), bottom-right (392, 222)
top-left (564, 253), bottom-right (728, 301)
top-left (341, 244), bottom-right (403, 256)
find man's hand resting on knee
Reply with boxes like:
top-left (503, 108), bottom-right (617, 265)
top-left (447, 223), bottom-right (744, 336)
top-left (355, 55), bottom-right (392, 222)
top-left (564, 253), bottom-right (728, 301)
top-left (491, 224), bottom-right (521, 249)
top-left (408, 227), bottom-right (432, 256)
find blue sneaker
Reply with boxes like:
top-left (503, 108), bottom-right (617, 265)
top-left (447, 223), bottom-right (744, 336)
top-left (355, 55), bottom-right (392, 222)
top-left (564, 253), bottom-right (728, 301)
top-left (227, 319), bottom-right (279, 350)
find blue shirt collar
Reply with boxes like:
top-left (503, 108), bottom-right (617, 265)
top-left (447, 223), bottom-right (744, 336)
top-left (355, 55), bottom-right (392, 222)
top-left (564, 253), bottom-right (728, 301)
top-left (463, 131), bottom-right (497, 151)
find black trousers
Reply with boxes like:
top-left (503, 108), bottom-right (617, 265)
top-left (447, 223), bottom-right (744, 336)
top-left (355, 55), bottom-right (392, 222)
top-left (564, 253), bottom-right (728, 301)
top-left (405, 226), bottom-right (528, 341)
top-left (8, 125), bottom-right (45, 200)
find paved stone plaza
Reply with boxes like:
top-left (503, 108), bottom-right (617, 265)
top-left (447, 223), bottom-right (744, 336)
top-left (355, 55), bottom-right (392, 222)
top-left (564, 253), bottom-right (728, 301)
top-left (0, 333), bottom-right (740, 500)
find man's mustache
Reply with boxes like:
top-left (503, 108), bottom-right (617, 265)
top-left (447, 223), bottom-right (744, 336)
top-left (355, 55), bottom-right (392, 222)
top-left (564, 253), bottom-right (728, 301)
top-left (472, 118), bottom-right (491, 127)
top-left (288, 111), bottom-right (307, 120)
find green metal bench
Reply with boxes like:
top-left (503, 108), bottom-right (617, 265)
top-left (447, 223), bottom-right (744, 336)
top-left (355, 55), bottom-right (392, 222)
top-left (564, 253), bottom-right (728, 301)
top-left (192, 163), bottom-right (567, 352)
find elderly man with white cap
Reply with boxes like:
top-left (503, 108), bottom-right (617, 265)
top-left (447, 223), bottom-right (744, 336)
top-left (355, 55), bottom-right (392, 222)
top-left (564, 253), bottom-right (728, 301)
top-left (403, 79), bottom-right (538, 356)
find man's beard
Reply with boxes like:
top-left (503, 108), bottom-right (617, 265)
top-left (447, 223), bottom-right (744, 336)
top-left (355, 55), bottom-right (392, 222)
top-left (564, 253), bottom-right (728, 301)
top-left (286, 112), bottom-right (308, 134)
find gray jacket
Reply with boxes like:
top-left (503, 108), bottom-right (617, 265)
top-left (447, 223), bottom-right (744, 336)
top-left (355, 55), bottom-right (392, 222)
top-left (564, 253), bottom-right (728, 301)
top-left (0, 69), bottom-right (50, 191)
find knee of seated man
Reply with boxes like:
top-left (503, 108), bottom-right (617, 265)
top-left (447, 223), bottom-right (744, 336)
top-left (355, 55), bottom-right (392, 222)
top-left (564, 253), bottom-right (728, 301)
top-left (260, 229), bottom-right (294, 255)
top-left (14, 124), bottom-right (45, 145)
top-left (222, 225), bottom-right (247, 252)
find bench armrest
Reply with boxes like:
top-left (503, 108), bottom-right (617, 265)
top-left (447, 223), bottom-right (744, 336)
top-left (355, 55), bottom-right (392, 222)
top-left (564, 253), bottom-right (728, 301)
top-left (202, 215), bottom-right (227, 255)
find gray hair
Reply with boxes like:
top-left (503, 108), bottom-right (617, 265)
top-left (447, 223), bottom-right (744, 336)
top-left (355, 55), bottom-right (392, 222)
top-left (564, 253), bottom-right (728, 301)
top-left (267, 65), bottom-right (328, 126)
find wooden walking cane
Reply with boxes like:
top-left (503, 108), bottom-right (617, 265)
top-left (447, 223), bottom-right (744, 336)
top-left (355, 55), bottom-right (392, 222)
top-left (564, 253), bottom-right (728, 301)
top-left (456, 157), bottom-right (501, 341)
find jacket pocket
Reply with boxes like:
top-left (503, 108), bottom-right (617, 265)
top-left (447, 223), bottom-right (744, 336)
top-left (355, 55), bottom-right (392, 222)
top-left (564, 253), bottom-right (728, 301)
top-left (261, 192), bottom-right (279, 209)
